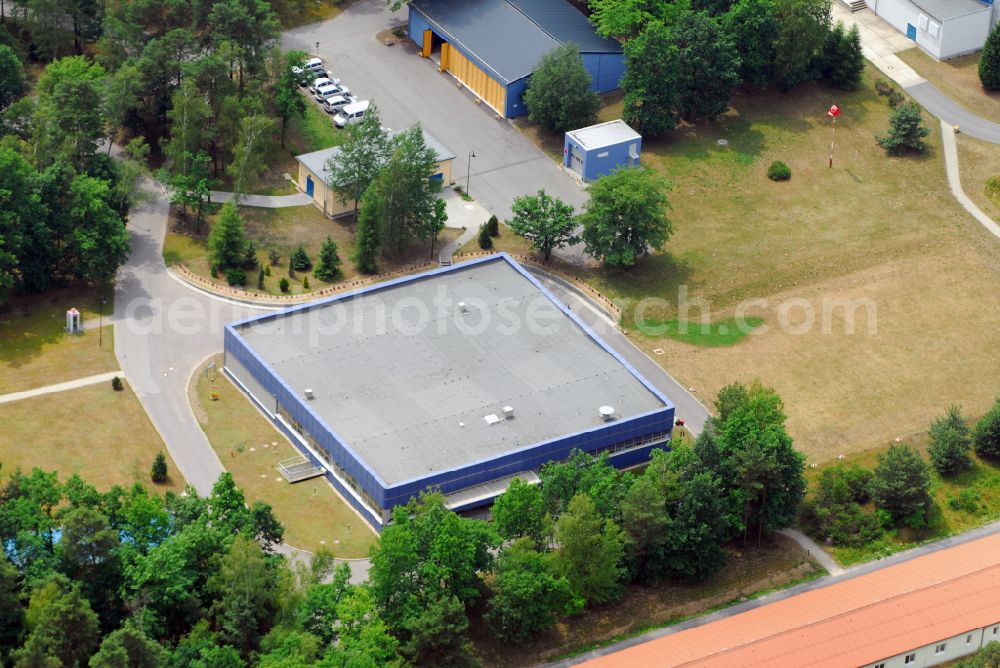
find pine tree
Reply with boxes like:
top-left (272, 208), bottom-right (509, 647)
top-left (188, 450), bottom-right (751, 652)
top-left (974, 396), bottom-right (1000, 459)
top-left (290, 244), bottom-right (312, 271)
top-left (208, 203), bottom-right (247, 269)
top-left (878, 102), bottom-right (931, 155)
top-left (353, 193), bottom-right (381, 274)
top-left (927, 405), bottom-right (972, 475)
top-left (478, 224), bottom-right (493, 250)
top-left (257, 267), bottom-right (265, 290)
top-left (980, 22), bottom-right (1000, 90)
top-left (487, 215), bottom-right (500, 237)
top-left (824, 22), bottom-right (864, 90)
top-left (243, 240), bottom-right (258, 270)
top-left (151, 452), bottom-right (168, 483)
top-left (314, 237), bottom-right (342, 282)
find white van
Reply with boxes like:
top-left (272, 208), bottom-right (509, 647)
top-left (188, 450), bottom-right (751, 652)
top-left (313, 83), bottom-right (350, 102)
top-left (333, 100), bottom-right (369, 128)
top-left (322, 94), bottom-right (358, 114)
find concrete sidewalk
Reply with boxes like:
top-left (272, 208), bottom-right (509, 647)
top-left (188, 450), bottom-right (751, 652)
top-left (941, 119), bottom-right (1000, 240)
top-left (0, 371), bottom-right (123, 405)
top-left (438, 189), bottom-right (492, 263)
top-left (210, 191), bottom-right (313, 207)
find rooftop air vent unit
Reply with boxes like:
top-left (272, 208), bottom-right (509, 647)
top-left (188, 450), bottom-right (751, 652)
top-left (304, 388), bottom-right (315, 400)
top-left (458, 301), bottom-right (468, 313)
top-left (599, 405), bottom-right (615, 421)
top-left (503, 406), bottom-right (514, 419)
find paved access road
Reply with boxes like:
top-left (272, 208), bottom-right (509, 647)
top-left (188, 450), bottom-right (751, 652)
top-left (905, 81), bottom-right (1000, 143)
top-left (281, 0), bottom-right (589, 238)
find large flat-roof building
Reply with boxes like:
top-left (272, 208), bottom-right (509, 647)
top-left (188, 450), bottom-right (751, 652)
top-left (407, 0), bottom-right (624, 118)
top-left (224, 254), bottom-right (674, 527)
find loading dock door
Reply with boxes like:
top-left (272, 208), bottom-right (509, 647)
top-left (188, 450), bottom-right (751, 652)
top-left (568, 145), bottom-right (584, 177)
top-left (440, 43), bottom-right (507, 116)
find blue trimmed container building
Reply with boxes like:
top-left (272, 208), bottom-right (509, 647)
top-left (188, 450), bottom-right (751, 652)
top-left (564, 119), bottom-right (641, 181)
top-left (407, 0), bottom-right (624, 118)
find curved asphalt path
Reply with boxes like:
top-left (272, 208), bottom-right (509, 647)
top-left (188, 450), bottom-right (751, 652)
top-left (905, 81), bottom-right (1000, 144)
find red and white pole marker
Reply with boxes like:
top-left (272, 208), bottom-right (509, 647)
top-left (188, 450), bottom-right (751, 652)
top-left (827, 104), bottom-right (840, 168)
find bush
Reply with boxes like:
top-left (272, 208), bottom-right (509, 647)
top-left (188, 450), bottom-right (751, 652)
top-left (974, 397), bottom-right (1000, 459)
top-left (210, 265), bottom-right (218, 278)
top-left (257, 267), bottom-right (265, 290)
top-left (875, 79), bottom-right (893, 96)
top-left (111, 376), bottom-right (123, 391)
top-left (980, 22), bottom-right (1000, 90)
top-left (151, 452), bottom-right (168, 483)
top-left (243, 241), bottom-right (258, 270)
top-left (264, 265), bottom-right (271, 277)
top-left (878, 101), bottom-right (930, 155)
top-left (290, 244), bottom-right (312, 271)
top-left (986, 176), bottom-right (1000, 206)
top-left (767, 160), bottom-right (791, 181)
top-left (279, 277), bottom-right (290, 293)
top-left (486, 215), bottom-right (500, 237)
top-left (225, 267), bottom-right (247, 286)
top-left (268, 249), bottom-right (281, 266)
top-left (478, 224), bottom-right (493, 250)
top-left (948, 488), bottom-right (980, 514)
top-left (887, 90), bottom-right (905, 108)
top-left (302, 275), bottom-right (310, 290)
top-left (808, 465), bottom-right (882, 546)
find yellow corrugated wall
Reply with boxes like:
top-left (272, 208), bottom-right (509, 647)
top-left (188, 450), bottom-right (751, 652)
top-left (443, 44), bottom-right (506, 116)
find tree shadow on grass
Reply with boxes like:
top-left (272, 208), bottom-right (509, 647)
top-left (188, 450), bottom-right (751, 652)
top-left (589, 251), bottom-right (696, 318)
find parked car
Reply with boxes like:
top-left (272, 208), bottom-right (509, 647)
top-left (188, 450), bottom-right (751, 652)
top-left (322, 94), bottom-right (358, 114)
top-left (293, 57), bottom-right (326, 85)
top-left (314, 83), bottom-right (351, 102)
top-left (308, 75), bottom-right (342, 93)
top-left (333, 100), bottom-right (370, 128)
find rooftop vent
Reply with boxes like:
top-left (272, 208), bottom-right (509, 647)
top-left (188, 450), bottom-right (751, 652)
top-left (458, 301), bottom-right (468, 313)
top-left (599, 405), bottom-right (615, 421)
top-left (484, 414), bottom-right (501, 425)
top-left (503, 406), bottom-right (514, 419)
top-left (304, 388), bottom-right (315, 400)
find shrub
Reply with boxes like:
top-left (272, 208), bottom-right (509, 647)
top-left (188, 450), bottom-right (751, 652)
top-left (257, 267), bottom-right (265, 290)
top-left (767, 160), bottom-right (791, 181)
top-left (313, 237), bottom-right (342, 282)
top-left (878, 101), bottom-right (930, 155)
top-left (290, 244), bottom-right (312, 271)
top-left (225, 267), bottom-right (247, 286)
top-left (486, 215), bottom-right (500, 237)
top-left (980, 22), bottom-right (1000, 90)
top-left (887, 90), bottom-right (905, 108)
top-left (927, 405), bottom-right (973, 475)
top-left (974, 397), bottom-right (1000, 459)
top-left (111, 376), bottom-right (123, 391)
top-left (809, 465), bottom-right (881, 546)
top-left (870, 444), bottom-right (932, 523)
top-left (948, 488), bottom-right (980, 514)
top-left (986, 176), bottom-right (1000, 206)
top-left (264, 265), bottom-right (271, 277)
top-left (268, 249), bottom-right (281, 266)
top-left (302, 275), bottom-right (310, 290)
top-left (151, 452), bottom-right (168, 483)
top-left (478, 224), bottom-right (493, 249)
top-left (210, 265), bottom-right (218, 278)
top-left (279, 277), bottom-right (290, 293)
top-left (875, 79), bottom-right (893, 96)
top-left (243, 241), bottom-right (258, 270)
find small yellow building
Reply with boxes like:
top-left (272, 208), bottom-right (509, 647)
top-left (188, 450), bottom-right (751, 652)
top-left (296, 128), bottom-right (456, 218)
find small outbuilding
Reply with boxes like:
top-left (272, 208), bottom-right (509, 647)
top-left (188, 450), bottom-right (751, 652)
top-left (564, 119), bottom-right (641, 181)
top-left (869, 0), bottom-right (994, 60)
top-left (295, 129), bottom-right (455, 218)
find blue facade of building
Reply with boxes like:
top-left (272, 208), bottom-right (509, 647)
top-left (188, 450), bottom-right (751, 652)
top-left (564, 120), bottom-right (642, 181)
top-left (224, 255), bottom-right (673, 529)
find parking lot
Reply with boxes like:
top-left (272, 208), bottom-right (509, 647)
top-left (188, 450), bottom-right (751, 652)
top-left (282, 0), bottom-right (589, 239)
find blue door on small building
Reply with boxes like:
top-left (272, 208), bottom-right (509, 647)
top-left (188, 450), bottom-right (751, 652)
top-left (906, 23), bottom-right (917, 40)
top-left (430, 173), bottom-right (443, 183)
top-left (306, 175), bottom-right (315, 197)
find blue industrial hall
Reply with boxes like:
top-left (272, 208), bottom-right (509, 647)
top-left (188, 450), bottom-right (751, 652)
top-left (564, 119), bottom-right (641, 181)
top-left (407, 0), bottom-right (624, 118)
top-left (223, 255), bottom-right (675, 529)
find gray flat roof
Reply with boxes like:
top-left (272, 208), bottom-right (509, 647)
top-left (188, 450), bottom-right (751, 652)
top-left (234, 257), bottom-right (667, 486)
top-left (566, 119), bottom-right (640, 150)
top-left (411, 0), bottom-right (560, 83)
top-left (296, 127), bottom-right (454, 181)
top-left (910, 0), bottom-right (989, 21)
top-left (506, 0), bottom-right (622, 54)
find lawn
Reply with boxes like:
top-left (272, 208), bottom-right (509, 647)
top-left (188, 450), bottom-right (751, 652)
top-left (636, 316), bottom-right (765, 347)
top-left (165, 204), bottom-right (459, 296)
top-left (897, 48), bottom-right (1000, 122)
top-left (0, 285), bottom-right (117, 395)
top-left (804, 435), bottom-right (1000, 566)
top-left (515, 67), bottom-right (1000, 464)
top-left (457, 222), bottom-right (547, 258)
top-left (956, 133), bottom-right (1000, 223)
top-left (192, 355), bottom-right (378, 558)
top-left (469, 533), bottom-right (824, 666)
top-left (0, 381), bottom-right (184, 493)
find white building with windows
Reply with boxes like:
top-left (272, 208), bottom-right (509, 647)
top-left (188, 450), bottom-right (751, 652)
top-left (868, 0), bottom-right (995, 59)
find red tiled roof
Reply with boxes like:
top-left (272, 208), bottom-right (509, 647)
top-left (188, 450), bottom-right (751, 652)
top-left (580, 532), bottom-right (1000, 668)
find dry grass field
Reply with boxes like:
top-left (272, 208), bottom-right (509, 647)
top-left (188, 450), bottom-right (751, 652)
top-left (0, 381), bottom-right (183, 492)
top-left (192, 355), bottom-right (378, 558)
top-left (956, 133), bottom-right (1000, 223)
top-left (519, 68), bottom-right (1000, 464)
top-left (0, 286), bottom-right (117, 395)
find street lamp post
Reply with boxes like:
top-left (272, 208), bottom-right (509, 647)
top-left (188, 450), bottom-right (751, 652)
top-left (466, 150), bottom-right (476, 196)
top-left (315, 41), bottom-right (320, 57)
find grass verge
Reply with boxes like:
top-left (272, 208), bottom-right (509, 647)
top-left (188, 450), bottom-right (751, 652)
top-left (637, 316), bottom-right (765, 347)
top-left (0, 285), bottom-right (117, 395)
top-left (192, 355), bottom-right (378, 558)
top-left (0, 381), bottom-right (184, 493)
